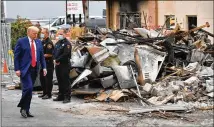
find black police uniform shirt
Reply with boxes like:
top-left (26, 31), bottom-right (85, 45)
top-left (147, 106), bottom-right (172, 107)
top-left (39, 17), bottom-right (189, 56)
top-left (53, 38), bottom-right (71, 64)
top-left (42, 37), bottom-right (54, 69)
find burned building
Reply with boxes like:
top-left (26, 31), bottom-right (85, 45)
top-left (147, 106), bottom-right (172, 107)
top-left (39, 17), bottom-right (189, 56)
top-left (106, 0), bottom-right (213, 43)
top-left (106, 0), bottom-right (157, 30)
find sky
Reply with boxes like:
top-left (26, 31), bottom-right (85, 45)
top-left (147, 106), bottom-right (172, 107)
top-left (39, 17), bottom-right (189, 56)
top-left (5, 1), bottom-right (106, 19)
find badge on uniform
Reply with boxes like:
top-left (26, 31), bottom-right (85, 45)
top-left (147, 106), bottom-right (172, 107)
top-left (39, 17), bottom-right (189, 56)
top-left (44, 44), bottom-right (46, 47)
top-left (67, 45), bottom-right (70, 48)
top-left (47, 44), bottom-right (52, 49)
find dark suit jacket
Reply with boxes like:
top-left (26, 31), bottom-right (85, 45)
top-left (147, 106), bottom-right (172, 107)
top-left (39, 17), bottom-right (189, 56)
top-left (14, 37), bottom-right (46, 77)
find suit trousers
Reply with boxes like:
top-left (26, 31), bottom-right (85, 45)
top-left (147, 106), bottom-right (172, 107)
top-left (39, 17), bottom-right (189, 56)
top-left (40, 68), bottom-right (54, 96)
top-left (17, 66), bottom-right (37, 112)
top-left (55, 63), bottom-right (71, 98)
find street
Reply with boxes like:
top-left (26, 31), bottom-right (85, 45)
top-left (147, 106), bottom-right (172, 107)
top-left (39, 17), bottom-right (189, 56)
top-left (1, 87), bottom-right (129, 126)
top-left (1, 86), bottom-right (213, 127)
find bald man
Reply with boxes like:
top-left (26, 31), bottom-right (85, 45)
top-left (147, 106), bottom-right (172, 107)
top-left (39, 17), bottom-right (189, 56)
top-left (14, 26), bottom-right (47, 118)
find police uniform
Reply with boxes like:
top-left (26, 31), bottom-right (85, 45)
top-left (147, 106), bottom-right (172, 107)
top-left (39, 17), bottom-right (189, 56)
top-left (53, 38), bottom-right (71, 102)
top-left (39, 37), bottom-right (54, 98)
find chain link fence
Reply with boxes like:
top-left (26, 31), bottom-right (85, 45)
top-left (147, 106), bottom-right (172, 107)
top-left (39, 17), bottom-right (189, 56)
top-left (1, 22), bottom-right (43, 88)
top-left (1, 23), bottom-right (13, 72)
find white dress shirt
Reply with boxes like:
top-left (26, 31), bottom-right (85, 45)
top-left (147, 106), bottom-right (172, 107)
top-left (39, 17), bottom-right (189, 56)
top-left (28, 37), bottom-right (47, 75)
top-left (28, 37), bottom-right (37, 61)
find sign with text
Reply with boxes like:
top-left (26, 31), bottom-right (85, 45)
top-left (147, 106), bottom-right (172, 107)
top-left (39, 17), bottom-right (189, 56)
top-left (67, 1), bottom-right (83, 14)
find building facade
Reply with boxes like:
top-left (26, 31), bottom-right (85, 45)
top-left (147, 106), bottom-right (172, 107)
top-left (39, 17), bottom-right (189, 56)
top-left (157, 1), bottom-right (213, 33)
top-left (106, 0), bottom-right (213, 37)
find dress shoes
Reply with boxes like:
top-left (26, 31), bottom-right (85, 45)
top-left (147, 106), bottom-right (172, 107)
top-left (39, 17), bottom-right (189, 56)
top-left (53, 96), bottom-right (64, 101)
top-left (42, 95), bottom-right (52, 99)
top-left (38, 94), bottom-right (45, 98)
top-left (63, 98), bottom-right (70, 103)
top-left (20, 109), bottom-right (27, 118)
top-left (26, 112), bottom-right (34, 117)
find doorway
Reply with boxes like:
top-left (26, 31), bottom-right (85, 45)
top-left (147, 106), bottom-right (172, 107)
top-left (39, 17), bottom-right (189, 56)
top-left (187, 16), bottom-right (197, 30)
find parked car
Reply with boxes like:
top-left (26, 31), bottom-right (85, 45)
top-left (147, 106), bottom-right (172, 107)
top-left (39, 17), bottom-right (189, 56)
top-left (41, 15), bottom-right (104, 35)
top-left (85, 18), bottom-right (106, 32)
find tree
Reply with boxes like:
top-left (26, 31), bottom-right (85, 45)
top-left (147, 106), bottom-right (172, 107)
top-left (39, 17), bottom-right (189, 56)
top-left (11, 16), bottom-right (32, 49)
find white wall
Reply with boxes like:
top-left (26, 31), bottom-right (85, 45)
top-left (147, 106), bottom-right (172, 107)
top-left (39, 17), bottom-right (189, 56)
top-left (157, 1), bottom-right (213, 43)
top-left (157, 1), bottom-right (175, 26)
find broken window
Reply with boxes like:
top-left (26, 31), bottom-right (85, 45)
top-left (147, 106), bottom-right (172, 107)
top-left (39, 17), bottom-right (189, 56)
top-left (118, 0), bottom-right (141, 29)
top-left (119, 12), bottom-right (141, 29)
top-left (187, 16), bottom-right (197, 30)
top-left (165, 15), bottom-right (175, 30)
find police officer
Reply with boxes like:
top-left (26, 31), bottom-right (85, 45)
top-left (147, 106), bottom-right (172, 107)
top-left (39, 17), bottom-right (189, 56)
top-left (38, 28), bottom-right (54, 99)
top-left (53, 29), bottom-right (72, 103)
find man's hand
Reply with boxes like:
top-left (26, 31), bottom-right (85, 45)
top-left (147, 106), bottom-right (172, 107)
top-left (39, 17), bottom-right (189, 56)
top-left (15, 70), bottom-right (21, 77)
top-left (44, 54), bottom-right (52, 58)
top-left (44, 54), bottom-right (48, 57)
top-left (54, 60), bottom-right (60, 65)
top-left (43, 69), bottom-right (47, 76)
top-left (55, 62), bottom-right (60, 65)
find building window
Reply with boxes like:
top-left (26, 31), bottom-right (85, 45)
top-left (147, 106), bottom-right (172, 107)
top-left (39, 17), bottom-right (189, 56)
top-left (165, 15), bottom-right (175, 30)
top-left (187, 16), bottom-right (197, 30)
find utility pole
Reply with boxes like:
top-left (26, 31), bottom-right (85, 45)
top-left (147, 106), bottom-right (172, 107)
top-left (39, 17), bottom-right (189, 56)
top-left (66, 0), bottom-right (68, 24)
top-left (1, 0), bottom-right (5, 23)
top-left (82, 0), bottom-right (89, 23)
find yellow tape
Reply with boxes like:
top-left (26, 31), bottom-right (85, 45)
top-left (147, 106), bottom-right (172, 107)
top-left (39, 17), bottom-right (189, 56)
top-left (8, 50), bottom-right (14, 60)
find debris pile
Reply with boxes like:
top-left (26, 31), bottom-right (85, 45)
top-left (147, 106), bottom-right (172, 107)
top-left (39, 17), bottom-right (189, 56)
top-left (68, 22), bottom-right (213, 109)
top-left (2, 22), bottom-right (213, 112)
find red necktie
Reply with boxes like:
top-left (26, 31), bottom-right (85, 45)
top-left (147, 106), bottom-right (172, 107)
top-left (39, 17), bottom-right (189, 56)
top-left (31, 40), bottom-right (36, 67)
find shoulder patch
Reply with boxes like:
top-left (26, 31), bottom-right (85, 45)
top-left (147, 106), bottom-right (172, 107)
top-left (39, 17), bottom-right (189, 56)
top-left (47, 44), bottom-right (52, 49)
top-left (67, 45), bottom-right (71, 49)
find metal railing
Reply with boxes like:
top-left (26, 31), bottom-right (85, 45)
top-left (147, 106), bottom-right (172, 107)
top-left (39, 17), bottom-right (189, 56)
top-left (1, 23), bottom-right (13, 71)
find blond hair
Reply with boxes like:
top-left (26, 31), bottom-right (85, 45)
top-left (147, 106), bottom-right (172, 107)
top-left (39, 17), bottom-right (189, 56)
top-left (27, 26), bottom-right (39, 33)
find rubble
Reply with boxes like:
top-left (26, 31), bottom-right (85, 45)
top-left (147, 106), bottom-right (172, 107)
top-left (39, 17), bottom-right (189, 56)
top-left (111, 65), bottom-right (136, 89)
top-left (147, 94), bottom-right (175, 105)
top-left (66, 21), bottom-right (214, 112)
top-left (205, 79), bottom-right (214, 93)
top-left (6, 84), bottom-right (16, 90)
top-left (128, 104), bottom-right (189, 114)
top-left (184, 76), bottom-right (200, 86)
top-left (143, 83), bottom-right (153, 93)
top-left (94, 89), bottom-right (130, 102)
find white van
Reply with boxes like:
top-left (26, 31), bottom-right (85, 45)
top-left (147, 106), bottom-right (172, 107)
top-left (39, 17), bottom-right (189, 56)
top-left (41, 15), bottom-right (104, 34)
top-left (41, 16), bottom-right (67, 34)
top-left (41, 15), bottom-right (86, 34)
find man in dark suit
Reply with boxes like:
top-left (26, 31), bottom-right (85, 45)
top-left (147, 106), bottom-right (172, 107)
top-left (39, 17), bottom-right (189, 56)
top-left (14, 26), bottom-right (47, 118)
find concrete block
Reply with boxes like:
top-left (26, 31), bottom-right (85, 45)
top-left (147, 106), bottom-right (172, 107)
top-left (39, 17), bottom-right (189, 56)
top-left (198, 96), bottom-right (209, 101)
top-left (147, 94), bottom-right (175, 105)
top-left (143, 83), bottom-right (153, 93)
top-left (184, 76), bottom-right (200, 85)
top-left (150, 87), bottom-right (158, 96)
top-left (207, 92), bottom-right (214, 98)
top-left (184, 62), bottom-right (199, 72)
top-left (206, 80), bottom-right (214, 93)
top-left (169, 81), bottom-right (180, 92)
